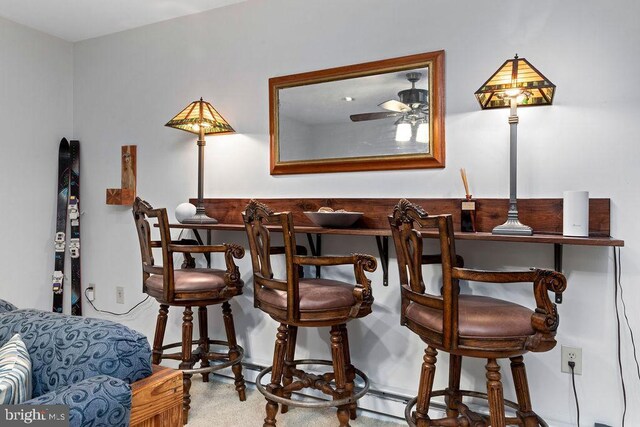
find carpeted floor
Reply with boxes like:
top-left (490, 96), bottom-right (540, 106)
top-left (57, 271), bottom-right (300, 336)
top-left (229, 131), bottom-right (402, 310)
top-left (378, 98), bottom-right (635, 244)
top-left (187, 377), bottom-right (405, 427)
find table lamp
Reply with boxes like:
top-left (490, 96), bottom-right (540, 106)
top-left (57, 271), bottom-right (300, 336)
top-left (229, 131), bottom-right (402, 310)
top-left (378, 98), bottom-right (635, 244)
top-left (165, 97), bottom-right (235, 224)
top-left (475, 55), bottom-right (555, 235)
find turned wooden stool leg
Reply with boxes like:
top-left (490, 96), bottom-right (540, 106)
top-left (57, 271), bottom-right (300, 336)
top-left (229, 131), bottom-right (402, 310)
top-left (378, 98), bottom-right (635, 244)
top-left (330, 325), bottom-right (350, 427)
top-left (510, 356), bottom-right (538, 427)
top-left (486, 358), bottom-right (506, 427)
top-left (180, 307), bottom-right (194, 424)
top-left (339, 323), bottom-right (357, 420)
top-left (415, 346), bottom-right (438, 427)
top-left (264, 323), bottom-right (288, 427)
top-left (281, 325), bottom-right (298, 414)
top-left (152, 304), bottom-right (169, 365)
top-left (222, 302), bottom-right (246, 401)
top-left (197, 306), bottom-right (210, 382)
top-left (445, 354), bottom-right (462, 418)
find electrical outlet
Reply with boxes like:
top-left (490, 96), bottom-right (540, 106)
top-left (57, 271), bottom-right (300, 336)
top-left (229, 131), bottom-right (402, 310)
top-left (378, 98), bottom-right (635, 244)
top-left (86, 285), bottom-right (95, 301)
top-left (116, 287), bottom-right (125, 304)
top-left (561, 345), bottom-right (582, 375)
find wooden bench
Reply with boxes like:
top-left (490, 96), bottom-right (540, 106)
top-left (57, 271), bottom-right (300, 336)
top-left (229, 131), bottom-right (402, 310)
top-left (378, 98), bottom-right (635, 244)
top-left (130, 365), bottom-right (183, 427)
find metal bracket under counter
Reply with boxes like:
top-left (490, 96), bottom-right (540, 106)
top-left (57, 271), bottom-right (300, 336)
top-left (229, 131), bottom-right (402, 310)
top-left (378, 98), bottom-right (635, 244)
top-left (554, 243), bottom-right (563, 303)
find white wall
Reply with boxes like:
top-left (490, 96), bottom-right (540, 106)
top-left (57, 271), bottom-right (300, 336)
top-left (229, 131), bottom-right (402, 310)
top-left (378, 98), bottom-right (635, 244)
top-left (70, 0), bottom-right (640, 425)
top-left (0, 17), bottom-right (73, 310)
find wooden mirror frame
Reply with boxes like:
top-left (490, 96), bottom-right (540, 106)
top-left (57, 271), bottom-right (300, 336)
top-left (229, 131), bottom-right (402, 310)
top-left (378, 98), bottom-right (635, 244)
top-left (269, 50), bottom-right (445, 175)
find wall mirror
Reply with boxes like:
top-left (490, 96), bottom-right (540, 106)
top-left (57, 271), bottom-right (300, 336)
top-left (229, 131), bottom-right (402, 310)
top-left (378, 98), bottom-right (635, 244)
top-left (269, 50), bottom-right (445, 175)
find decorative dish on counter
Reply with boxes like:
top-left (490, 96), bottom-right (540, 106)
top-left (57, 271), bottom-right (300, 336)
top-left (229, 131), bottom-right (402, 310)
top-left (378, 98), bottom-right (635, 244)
top-left (303, 207), bottom-right (363, 228)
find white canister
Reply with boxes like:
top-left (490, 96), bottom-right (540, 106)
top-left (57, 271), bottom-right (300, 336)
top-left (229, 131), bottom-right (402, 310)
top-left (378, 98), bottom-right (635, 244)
top-left (563, 191), bottom-right (589, 237)
top-left (175, 203), bottom-right (197, 223)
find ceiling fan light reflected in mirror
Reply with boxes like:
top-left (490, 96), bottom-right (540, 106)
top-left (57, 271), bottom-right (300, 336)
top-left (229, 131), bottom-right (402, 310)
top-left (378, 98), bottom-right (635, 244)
top-left (416, 120), bottom-right (429, 144)
top-left (395, 119), bottom-right (412, 142)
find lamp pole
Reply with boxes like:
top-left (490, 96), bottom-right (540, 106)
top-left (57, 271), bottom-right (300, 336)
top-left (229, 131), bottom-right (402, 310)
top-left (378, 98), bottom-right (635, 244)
top-left (166, 97), bottom-right (234, 224)
top-left (475, 54), bottom-right (555, 236)
top-left (182, 100), bottom-right (218, 224)
top-left (492, 95), bottom-right (532, 235)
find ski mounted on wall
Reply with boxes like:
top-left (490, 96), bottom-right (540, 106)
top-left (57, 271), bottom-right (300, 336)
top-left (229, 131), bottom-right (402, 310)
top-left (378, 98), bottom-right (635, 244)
top-left (52, 139), bottom-right (70, 313)
top-left (52, 138), bottom-right (82, 315)
top-left (69, 140), bottom-right (82, 315)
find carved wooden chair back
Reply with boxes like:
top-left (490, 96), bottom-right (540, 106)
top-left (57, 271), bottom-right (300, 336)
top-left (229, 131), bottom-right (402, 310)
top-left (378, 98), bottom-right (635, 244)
top-left (242, 199), bottom-right (301, 323)
top-left (388, 198), bottom-right (462, 351)
top-left (132, 197), bottom-right (175, 302)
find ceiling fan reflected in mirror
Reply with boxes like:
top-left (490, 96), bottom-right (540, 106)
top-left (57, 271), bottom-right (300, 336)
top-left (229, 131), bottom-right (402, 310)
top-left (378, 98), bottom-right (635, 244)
top-left (350, 72), bottom-right (430, 143)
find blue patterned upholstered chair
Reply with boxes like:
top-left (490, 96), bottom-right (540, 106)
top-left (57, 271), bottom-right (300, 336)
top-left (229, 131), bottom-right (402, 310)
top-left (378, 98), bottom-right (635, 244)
top-left (0, 299), bottom-right (152, 427)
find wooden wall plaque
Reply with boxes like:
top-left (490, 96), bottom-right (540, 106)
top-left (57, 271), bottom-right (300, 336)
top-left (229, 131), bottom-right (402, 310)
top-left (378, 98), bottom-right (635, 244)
top-left (106, 145), bottom-right (137, 205)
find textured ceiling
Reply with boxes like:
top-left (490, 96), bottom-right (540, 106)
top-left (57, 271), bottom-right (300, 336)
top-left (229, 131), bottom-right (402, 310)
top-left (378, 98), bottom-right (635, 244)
top-left (0, 0), bottom-right (247, 42)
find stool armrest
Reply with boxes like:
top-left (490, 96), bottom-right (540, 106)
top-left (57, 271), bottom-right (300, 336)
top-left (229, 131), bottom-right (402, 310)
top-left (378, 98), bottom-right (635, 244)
top-left (452, 267), bottom-right (567, 351)
top-left (352, 254), bottom-right (377, 316)
top-left (401, 284), bottom-right (443, 309)
top-left (451, 268), bottom-right (540, 283)
top-left (293, 254), bottom-right (360, 266)
top-left (450, 266), bottom-right (566, 298)
top-left (352, 253), bottom-right (377, 284)
top-left (168, 243), bottom-right (245, 291)
top-left (292, 253), bottom-right (376, 290)
top-left (168, 243), bottom-right (244, 268)
top-left (530, 270), bottom-right (567, 350)
top-left (168, 243), bottom-right (242, 255)
top-left (293, 254), bottom-right (377, 317)
top-left (220, 243), bottom-right (245, 288)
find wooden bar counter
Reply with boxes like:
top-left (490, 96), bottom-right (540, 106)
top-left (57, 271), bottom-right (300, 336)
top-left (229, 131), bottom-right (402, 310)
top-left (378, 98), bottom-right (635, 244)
top-left (171, 198), bottom-right (622, 297)
top-left (179, 197), bottom-right (623, 247)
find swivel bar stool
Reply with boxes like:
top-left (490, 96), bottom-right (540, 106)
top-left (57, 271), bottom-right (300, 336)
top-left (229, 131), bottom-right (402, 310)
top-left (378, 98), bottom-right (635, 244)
top-left (133, 198), bottom-right (246, 423)
top-left (242, 200), bottom-right (377, 427)
top-left (388, 199), bottom-right (567, 427)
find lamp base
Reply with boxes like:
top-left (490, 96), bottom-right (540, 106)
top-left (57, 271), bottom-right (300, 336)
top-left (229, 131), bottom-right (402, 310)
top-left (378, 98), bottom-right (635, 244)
top-left (181, 211), bottom-right (218, 224)
top-left (182, 204), bottom-right (218, 224)
top-left (492, 218), bottom-right (533, 236)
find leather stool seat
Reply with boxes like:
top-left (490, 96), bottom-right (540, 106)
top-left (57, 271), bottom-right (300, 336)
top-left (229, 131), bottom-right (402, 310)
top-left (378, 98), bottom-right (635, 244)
top-left (405, 294), bottom-right (535, 338)
top-left (145, 268), bottom-right (227, 298)
top-left (256, 278), bottom-right (356, 312)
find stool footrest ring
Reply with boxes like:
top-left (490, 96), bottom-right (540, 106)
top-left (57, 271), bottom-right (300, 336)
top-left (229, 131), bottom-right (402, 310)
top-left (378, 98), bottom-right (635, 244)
top-left (255, 359), bottom-right (369, 409)
top-left (160, 340), bottom-right (244, 375)
top-left (404, 389), bottom-right (548, 427)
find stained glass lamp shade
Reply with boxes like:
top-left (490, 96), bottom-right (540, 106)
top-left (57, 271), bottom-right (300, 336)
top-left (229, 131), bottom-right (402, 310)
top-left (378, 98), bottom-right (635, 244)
top-left (166, 98), bottom-right (235, 135)
top-left (475, 55), bottom-right (556, 110)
